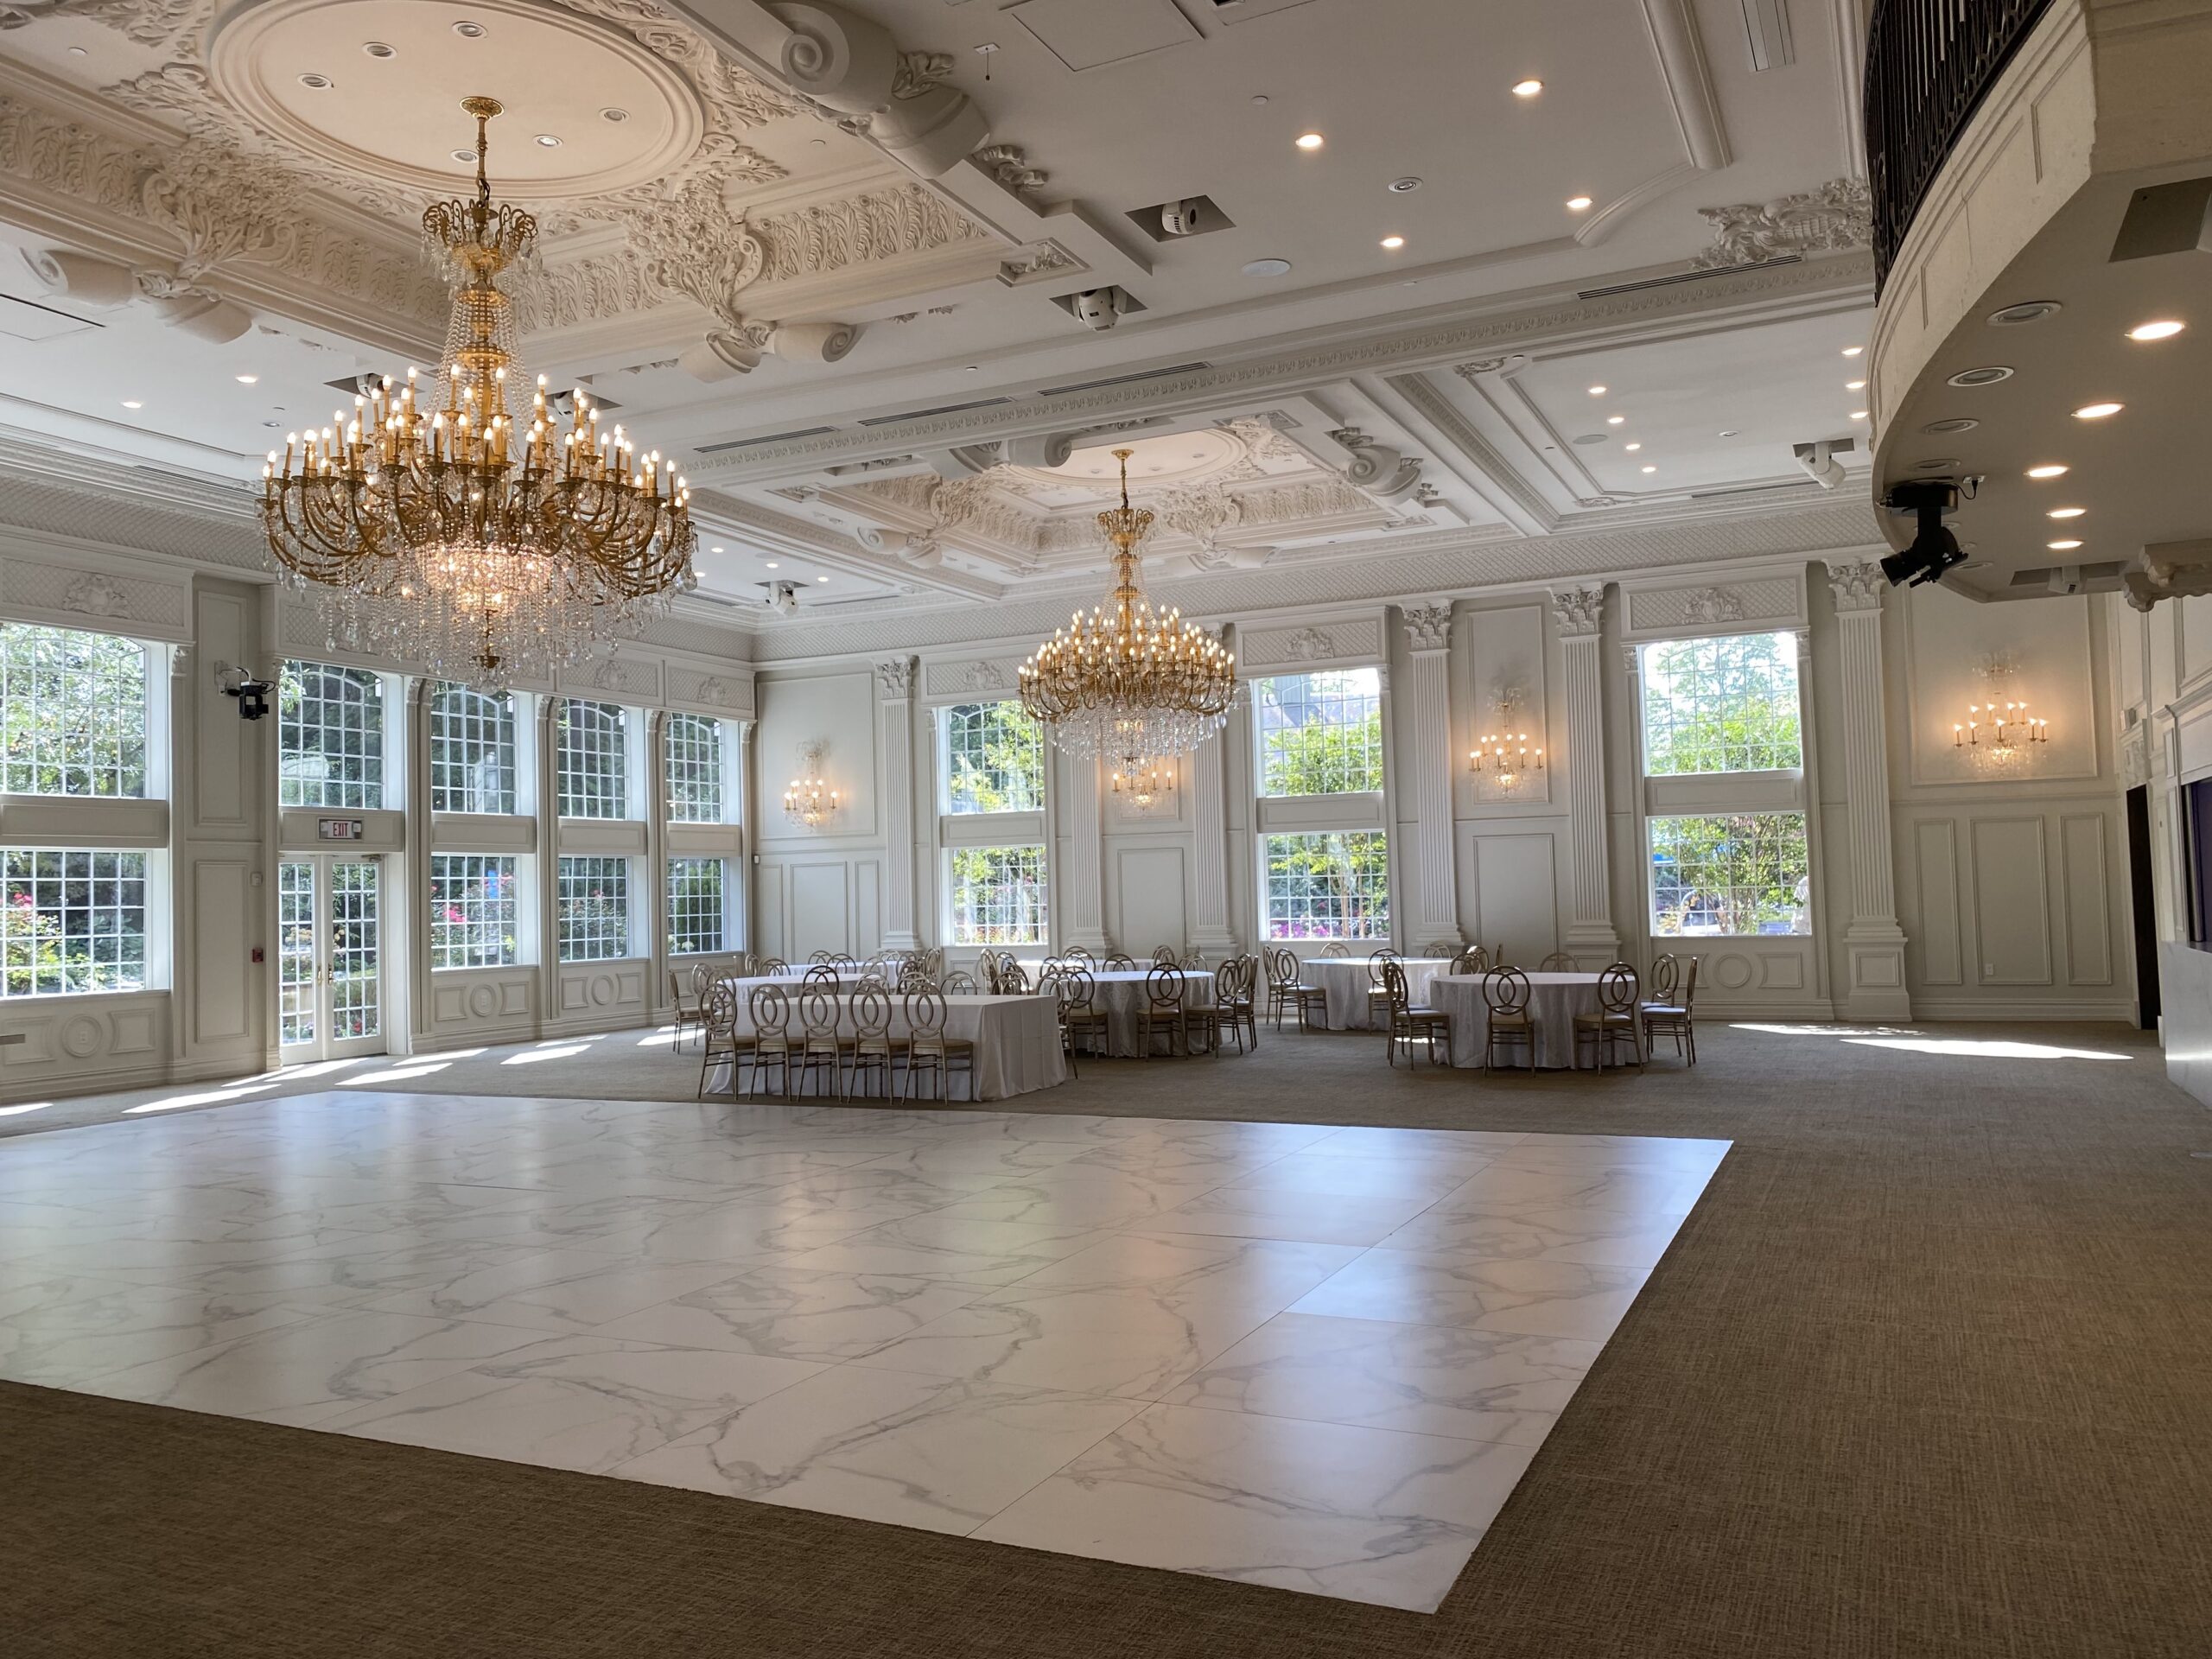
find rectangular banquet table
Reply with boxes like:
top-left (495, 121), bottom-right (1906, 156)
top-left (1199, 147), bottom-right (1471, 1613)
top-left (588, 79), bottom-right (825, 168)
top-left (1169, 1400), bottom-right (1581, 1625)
top-left (1425, 971), bottom-right (1645, 1070)
top-left (1303, 957), bottom-right (1453, 1031)
top-left (1015, 965), bottom-right (1217, 1058)
top-left (703, 987), bottom-right (1067, 1101)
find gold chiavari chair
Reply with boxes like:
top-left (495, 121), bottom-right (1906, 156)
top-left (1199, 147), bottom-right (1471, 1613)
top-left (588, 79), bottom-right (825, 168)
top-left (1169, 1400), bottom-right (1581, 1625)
top-left (1538, 950), bottom-right (1577, 971)
top-left (1483, 968), bottom-right (1535, 1071)
top-left (1138, 962), bottom-right (1192, 1058)
top-left (669, 966), bottom-right (706, 1052)
top-left (1365, 948), bottom-right (1401, 1024)
top-left (756, 956), bottom-right (789, 977)
top-left (795, 987), bottom-right (845, 1097)
top-left (746, 983), bottom-right (793, 1096)
top-left (1573, 963), bottom-right (1643, 1071)
top-left (807, 950), bottom-right (832, 967)
top-left (1225, 954), bottom-right (1262, 1052)
top-left (1642, 957), bottom-right (1700, 1065)
top-left (901, 989), bottom-right (972, 1100)
top-left (1103, 951), bottom-right (1138, 971)
top-left (1152, 944), bottom-right (1181, 966)
top-left (1266, 946), bottom-right (1327, 1032)
top-left (1318, 941), bottom-right (1351, 959)
top-left (848, 986), bottom-right (895, 1097)
top-left (696, 982), bottom-right (741, 1097)
top-left (803, 963), bottom-right (839, 988)
top-left (942, 969), bottom-right (980, 995)
top-left (1418, 939), bottom-right (1461, 959)
top-left (830, 952), bottom-right (858, 975)
top-left (1449, 946), bottom-right (1489, 977)
top-left (1383, 959), bottom-right (1451, 1067)
top-left (1063, 944), bottom-right (1096, 967)
top-left (998, 961), bottom-right (1032, 995)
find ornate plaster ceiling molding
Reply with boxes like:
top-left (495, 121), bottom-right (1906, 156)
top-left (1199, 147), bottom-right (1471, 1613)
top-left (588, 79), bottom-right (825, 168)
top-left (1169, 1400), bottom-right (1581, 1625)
top-left (1694, 177), bottom-right (1872, 269)
top-left (696, 253), bottom-right (1877, 477)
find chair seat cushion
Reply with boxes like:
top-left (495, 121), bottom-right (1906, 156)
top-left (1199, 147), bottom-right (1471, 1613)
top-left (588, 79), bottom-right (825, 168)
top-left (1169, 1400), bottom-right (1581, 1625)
top-left (1574, 1012), bottom-right (1637, 1027)
top-left (1488, 1010), bottom-right (1531, 1026)
top-left (1642, 1003), bottom-right (1688, 1017)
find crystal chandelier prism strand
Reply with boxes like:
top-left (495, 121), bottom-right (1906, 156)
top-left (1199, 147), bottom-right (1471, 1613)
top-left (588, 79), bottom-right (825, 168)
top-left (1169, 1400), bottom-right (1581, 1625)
top-left (1019, 450), bottom-right (1236, 772)
top-left (260, 97), bottom-right (696, 690)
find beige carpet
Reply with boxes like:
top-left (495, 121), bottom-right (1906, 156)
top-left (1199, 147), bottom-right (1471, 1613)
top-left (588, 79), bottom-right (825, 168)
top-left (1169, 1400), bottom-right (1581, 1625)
top-left (5, 1016), bottom-right (2212, 1656)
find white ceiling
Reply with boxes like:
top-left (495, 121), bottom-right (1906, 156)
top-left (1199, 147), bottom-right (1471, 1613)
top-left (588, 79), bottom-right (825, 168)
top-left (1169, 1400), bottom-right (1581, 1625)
top-left (0, 0), bottom-right (1885, 629)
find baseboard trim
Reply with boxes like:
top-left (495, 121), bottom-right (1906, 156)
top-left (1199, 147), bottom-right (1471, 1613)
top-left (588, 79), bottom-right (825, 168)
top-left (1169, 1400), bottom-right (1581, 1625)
top-left (1906, 1000), bottom-right (2138, 1022)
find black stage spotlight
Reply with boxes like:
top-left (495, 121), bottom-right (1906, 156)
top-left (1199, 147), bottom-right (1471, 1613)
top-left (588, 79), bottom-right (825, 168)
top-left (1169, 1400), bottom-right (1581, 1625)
top-left (1878, 480), bottom-right (1965, 587)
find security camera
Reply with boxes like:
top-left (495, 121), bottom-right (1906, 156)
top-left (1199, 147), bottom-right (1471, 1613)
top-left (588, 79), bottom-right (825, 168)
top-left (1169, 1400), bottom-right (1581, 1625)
top-left (1878, 480), bottom-right (1966, 588)
top-left (1071, 288), bottom-right (1123, 331)
top-left (1160, 199), bottom-right (1205, 237)
top-left (766, 582), bottom-right (798, 617)
top-left (1791, 438), bottom-right (1854, 491)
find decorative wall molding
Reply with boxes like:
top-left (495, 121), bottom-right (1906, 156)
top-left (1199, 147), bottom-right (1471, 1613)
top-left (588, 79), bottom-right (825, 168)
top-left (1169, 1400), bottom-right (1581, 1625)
top-left (1402, 601), bottom-right (1453, 653)
top-left (1624, 572), bottom-right (1805, 639)
top-left (1549, 587), bottom-right (1607, 638)
top-left (62, 571), bottom-right (128, 617)
top-left (874, 656), bottom-right (917, 700)
top-left (1826, 557), bottom-right (1886, 613)
top-left (1693, 176), bottom-right (1872, 269)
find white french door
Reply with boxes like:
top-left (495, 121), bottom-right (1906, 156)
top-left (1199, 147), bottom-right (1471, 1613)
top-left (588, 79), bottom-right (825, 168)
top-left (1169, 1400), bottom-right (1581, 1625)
top-left (277, 856), bottom-right (385, 1059)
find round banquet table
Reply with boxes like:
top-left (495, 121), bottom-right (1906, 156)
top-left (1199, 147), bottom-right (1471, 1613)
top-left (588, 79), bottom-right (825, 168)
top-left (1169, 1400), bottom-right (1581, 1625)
top-left (1303, 957), bottom-right (1452, 1032)
top-left (1427, 971), bottom-right (1645, 1070)
top-left (702, 985), bottom-right (1066, 1100)
top-left (1016, 965), bottom-right (1216, 1058)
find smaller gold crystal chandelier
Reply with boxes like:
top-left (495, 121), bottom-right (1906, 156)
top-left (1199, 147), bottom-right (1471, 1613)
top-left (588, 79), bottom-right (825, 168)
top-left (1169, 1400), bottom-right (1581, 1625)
top-left (784, 745), bottom-right (840, 830)
top-left (1955, 699), bottom-right (2048, 762)
top-left (1019, 450), bottom-right (1236, 773)
top-left (1470, 732), bottom-right (1546, 794)
top-left (261, 97), bottom-right (695, 689)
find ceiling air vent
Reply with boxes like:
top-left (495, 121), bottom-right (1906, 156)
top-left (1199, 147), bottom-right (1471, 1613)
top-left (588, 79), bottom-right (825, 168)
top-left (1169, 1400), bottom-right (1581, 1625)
top-left (1037, 362), bottom-right (1211, 397)
top-left (856, 397), bottom-right (1014, 427)
top-left (696, 425), bottom-right (840, 454)
top-left (2009, 562), bottom-right (2125, 594)
top-left (1577, 255), bottom-right (1800, 301)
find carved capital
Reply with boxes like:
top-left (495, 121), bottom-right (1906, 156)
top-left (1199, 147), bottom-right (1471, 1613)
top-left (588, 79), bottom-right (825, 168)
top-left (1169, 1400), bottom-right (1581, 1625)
top-left (874, 656), bottom-right (917, 700)
top-left (1549, 585), bottom-right (1606, 638)
top-left (1401, 601), bottom-right (1452, 653)
top-left (1694, 176), bottom-right (1872, 270)
top-left (1826, 558), bottom-right (1887, 613)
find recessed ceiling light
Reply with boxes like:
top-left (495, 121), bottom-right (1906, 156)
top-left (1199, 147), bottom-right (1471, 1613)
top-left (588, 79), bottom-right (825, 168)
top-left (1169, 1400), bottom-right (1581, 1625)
top-left (765, 563), bottom-right (779, 570)
top-left (235, 374), bottom-right (258, 385)
top-left (66, 44), bottom-right (86, 55)
top-left (1606, 415), bottom-right (1624, 425)
top-left (452, 20), bottom-right (486, 37)
top-left (1922, 416), bottom-right (1978, 434)
top-left (1249, 94), bottom-right (1270, 105)
top-left (1850, 410), bottom-right (1869, 420)
top-left (1388, 176), bottom-right (1422, 194)
top-left (1588, 385), bottom-right (1607, 396)
top-left (710, 545), bottom-right (724, 553)
top-left (1847, 379), bottom-right (1866, 391)
top-left (1294, 132), bottom-right (1324, 150)
top-left (2073, 402), bottom-right (2123, 419)
top-left (1624, 442), bottom-right (1642, 451)
top-left (2127, 319), bottom-right (2184, 341)
top-left (1511, 79), bottom-right (1544, 97)
top-left (1841, 346), bottom-right (1864, 358)
top-left (816, 576), bottom-right (830, 584)
top-left (601, 107), bottom-right (629, 124)
top-left (534, 133), bottom-right (562, 149)
top-left (121, 399), bottom-right (143, 410)
top-left (1566, 195), bottom-right (1592, 212)
top-left (298, 73), bottom-right (333, 89)
top-left (1947, 365), bottom-right (2014, 387)
top-left (451, 149), bottom-right (475, 163)
top-left (1379, 235), bottom-right (1405, 250)
top-left (964, 365), bottom-right (978, 372)
top-left (2025, 464), bottom-right (2069, 479)
top-left (1242, 257), bottom-right (1292, 277)
top-left (2048, 507), bottom-right (2087, 518)
top-left (2048, 539), bottom-right (2084, 550)
top-left (362, 41), bottom-right (396, 59)
top-left (1641, 465), bottom-right (1657, 474)
top-left (1718, 429), bottom-right (1739, 438)
top-left (1987, 300), bottom-right (2061, 326)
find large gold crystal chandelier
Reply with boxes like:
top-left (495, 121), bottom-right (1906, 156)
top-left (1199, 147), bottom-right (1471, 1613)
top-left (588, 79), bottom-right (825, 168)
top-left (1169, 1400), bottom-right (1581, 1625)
top-left (1018, 450), bottom-right (1236, 772)
top-left (261, 98), bottom-right (696, 689)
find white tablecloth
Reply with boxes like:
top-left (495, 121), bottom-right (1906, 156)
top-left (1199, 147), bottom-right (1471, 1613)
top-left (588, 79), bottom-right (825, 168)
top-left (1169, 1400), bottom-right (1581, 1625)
top-left (1304, 957), bottom-right (1452, 1031)
top-left (704, 990), bottom-right (1066, 1101)
top-left (1427, 972), bottom-right (1644, 1070)
top-left (1020, 967), bottom-right (1215, 1057)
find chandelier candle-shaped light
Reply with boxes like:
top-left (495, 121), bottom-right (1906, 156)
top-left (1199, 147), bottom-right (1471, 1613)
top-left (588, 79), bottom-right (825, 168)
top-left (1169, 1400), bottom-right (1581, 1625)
top-left (1111, 759), bottom-right (1176, 809)
top-left (1470, 732), bottom-right (1546, 790)
top-left (1019, 450), bottom-right (1236, 772)
top-left (1955, 700), bottom-right (2048, 756)
top-left (785, 747), bottom-right (839, 830)
top-left (260, 98), bottom-right (696, 688)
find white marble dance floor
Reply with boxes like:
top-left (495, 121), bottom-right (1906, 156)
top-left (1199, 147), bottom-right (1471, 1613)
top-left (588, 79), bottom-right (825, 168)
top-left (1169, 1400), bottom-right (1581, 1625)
top-left (0, 1090), bottom-right (1726, 1611)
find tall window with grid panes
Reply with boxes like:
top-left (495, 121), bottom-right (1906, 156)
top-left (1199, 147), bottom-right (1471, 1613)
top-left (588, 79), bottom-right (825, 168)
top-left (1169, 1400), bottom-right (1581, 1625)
top-left (1251, 666), bottom-right (1391, 944)
top-left (663, 711), bottom-right (743, 959)
top-left (1639, 630), bottom-right (1811, 938)
top-left (938, 701), bottom-right (1049, 948)
top-left (0, 623), bottom-right (162, 999)
top-left (427, 683), bottom-right (531, 969)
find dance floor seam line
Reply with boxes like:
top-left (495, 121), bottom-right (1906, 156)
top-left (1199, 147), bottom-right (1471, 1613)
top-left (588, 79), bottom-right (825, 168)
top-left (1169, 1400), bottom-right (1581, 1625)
top-left (0, 1088), bottom-right (1726, 1613)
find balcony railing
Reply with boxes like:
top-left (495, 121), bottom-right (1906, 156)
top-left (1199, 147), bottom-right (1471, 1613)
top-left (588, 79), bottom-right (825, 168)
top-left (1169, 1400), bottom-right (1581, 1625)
top-left (1866, 0), bottom-right (2056, 289)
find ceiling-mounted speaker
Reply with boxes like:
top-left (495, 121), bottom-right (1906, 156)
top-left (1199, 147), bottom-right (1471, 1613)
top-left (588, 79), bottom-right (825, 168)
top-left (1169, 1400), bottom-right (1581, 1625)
top-left (770, 321), bottom-right (861, 364)
top-left (680, 331), bottom-right (763, 382)
top-left (148, 290), bottom-right (254, 345)
top-left (1740, 0), bottom-right (1795, 71)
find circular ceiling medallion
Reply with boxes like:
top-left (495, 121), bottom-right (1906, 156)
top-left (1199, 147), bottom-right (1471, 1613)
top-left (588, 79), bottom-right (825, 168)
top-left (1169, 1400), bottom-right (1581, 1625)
top-left (1921, 417), bottom-right (1979, 435)
top-left (208, 0), bottom-right (703, 201)
top-left (1946, 365), bottom-right (2014, 387)
top-left (1986, 300), bottom-right (2062, 326)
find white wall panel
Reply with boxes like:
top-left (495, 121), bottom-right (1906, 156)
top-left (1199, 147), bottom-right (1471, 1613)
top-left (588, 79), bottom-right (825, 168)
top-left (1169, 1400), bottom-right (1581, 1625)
top-left (1466, 830), bottom-right (1560, 962)
top-left (1113, 846), bottom-right (1189, 957)
top-left (1969, 818), bottom-right (2053, 985)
